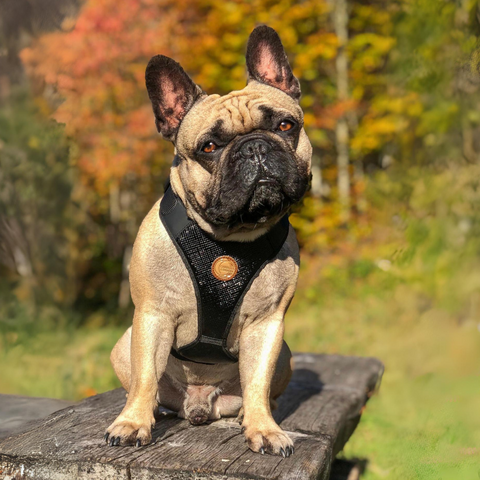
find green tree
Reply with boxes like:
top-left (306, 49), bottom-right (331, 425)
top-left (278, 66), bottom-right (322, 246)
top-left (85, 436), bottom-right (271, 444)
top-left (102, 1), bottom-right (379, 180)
top-left (0, 89), bottom-right (76, 312)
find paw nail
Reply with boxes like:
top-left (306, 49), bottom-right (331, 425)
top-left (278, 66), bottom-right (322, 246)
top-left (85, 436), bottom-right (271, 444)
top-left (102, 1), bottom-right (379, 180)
top-left (292, 446), bottom-right (295, 454)
top-left (241, 427), bottom-right (246, 433)
top-left (259, 447), bottom-right (265, 455)
top-left (104, 433), bottom-right (109, 443)
top-left (286, 447), bottom-right (291, 457)
top-left (109, 437), bottom-right (115, 447)
top-left (136, 439), bottom-right (141, 447)
top-left (114, 437), bottom-right (121, 446)
top-left (280, 448), bottom-right (286, 458)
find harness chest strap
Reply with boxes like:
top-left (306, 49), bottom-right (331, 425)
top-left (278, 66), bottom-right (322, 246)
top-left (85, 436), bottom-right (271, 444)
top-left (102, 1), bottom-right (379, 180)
top-left (159, 180), bottom-right (291, 365)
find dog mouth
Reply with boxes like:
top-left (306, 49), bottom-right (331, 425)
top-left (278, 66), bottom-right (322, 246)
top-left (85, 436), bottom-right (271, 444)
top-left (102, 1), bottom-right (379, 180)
top-left (257, 178), bottom-right (278, 186)
top-left (245, 180), bottom-right (288, 222)
top-left (207, 178), bottom-right (291, 227)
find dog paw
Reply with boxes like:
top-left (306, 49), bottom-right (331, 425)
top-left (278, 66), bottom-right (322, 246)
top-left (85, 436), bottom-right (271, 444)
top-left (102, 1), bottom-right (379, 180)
top-left (235, 407), bottom-right (244, 425)
top-left (243, 424), bottom-right (294, 457)
top-left (104, 415), bottom-right (154, 447)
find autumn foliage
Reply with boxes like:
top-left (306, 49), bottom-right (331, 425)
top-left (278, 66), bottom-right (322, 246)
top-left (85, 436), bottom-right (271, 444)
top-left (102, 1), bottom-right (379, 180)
top-left (7, 0), bottom-right (480, 313)
top-left (20, 0), bottom-right (403, 192)
top-left (21, 0), bottom-right (183, 190)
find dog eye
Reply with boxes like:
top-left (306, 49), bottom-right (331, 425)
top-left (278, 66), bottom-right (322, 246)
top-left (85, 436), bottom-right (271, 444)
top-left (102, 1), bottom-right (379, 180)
top-left (278, 120), bottom-right (294, 132)
top-left (202, 141), bottom-right (217, 153)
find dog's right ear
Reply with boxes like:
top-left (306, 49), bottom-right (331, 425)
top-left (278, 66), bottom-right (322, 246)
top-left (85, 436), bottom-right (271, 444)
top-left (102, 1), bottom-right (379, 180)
top-left (145, 55), bottom-right (204, 141)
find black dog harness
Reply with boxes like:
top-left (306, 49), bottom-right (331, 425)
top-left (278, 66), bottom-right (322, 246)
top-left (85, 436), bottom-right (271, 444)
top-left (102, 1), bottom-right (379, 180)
top-left (159, 180), bottom-right (290, 365)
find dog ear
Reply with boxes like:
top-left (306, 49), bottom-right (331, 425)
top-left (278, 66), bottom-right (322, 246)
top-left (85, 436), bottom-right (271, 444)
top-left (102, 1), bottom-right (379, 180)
top-left (145, 55), bottom-right (204, 141)
top-left (246, 25), bottom-right (301, 100)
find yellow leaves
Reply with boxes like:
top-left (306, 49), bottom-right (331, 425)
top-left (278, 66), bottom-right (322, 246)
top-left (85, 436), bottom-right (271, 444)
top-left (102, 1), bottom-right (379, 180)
top-left (351, 92), bottom-right (423, 156)
top-left (349, 34), bottom-right (396, 75)
top-left (294, 33), bottom-right (338, 77)
top-left (27, 137), bottom-right (40, 149)
top-left (301, 95), bottom-right (314, 108)
top-left (350, 5), bottom-right (393, 35)
top-left (351, 85), bottom-right (364, 101)
top-left (351, 116), bottom-right (398, 155)
top-left (350, 33), bottom-right (396, 55)
top-left (290, 188), bottom-right (371, 253)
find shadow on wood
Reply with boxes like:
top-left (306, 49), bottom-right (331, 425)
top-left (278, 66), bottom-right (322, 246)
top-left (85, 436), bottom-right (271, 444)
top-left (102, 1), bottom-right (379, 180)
top-left (0, 353), bottom-right (383, 480)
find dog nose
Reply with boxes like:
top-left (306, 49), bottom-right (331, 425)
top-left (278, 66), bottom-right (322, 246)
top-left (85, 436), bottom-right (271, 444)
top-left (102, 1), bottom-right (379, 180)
top-left (239, 139), bottom-right (271, 160)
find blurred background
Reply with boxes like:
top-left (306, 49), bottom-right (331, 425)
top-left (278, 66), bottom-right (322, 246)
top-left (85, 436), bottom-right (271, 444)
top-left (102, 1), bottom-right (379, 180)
top-left (1, 0), bottom-right (480, 478)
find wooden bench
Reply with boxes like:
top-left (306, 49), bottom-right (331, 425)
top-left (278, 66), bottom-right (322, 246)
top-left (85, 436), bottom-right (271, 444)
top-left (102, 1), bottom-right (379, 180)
top-left (0, 353), bottom-right (383, 480)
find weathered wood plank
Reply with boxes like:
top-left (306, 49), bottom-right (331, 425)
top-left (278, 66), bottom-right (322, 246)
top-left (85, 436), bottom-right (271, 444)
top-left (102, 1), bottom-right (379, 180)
top-left (0, 395), bottom-right (74, 440)
top-left (0, 354), bottom-right (383, 480)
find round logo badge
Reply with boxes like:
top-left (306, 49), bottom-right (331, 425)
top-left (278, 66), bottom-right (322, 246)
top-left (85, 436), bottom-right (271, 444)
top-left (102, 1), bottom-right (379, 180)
top-left (211, 256), bottom-right (238, 281)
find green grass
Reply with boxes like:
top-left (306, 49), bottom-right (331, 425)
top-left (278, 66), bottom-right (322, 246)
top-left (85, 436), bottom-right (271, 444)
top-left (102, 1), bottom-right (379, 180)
top-left (0, 323), bottom-right (123, 400)
top-left (285, 256), bottom-right (480, 480)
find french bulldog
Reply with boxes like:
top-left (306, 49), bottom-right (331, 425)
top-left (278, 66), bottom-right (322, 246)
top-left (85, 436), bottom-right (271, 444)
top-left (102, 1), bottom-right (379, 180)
top-left (105, 25), bottom-right (312, 457)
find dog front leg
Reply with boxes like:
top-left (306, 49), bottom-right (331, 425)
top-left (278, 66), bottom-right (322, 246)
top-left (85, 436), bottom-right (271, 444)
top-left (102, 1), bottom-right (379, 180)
top-left (239, 313), bottom-right (294, 457)
top-left (105, 307), bottom-right (174, 447)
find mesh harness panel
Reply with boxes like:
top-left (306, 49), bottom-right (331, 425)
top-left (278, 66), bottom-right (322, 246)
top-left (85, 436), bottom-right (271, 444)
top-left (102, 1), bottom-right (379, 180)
top-left (159, 180), bottom-right (290, 365)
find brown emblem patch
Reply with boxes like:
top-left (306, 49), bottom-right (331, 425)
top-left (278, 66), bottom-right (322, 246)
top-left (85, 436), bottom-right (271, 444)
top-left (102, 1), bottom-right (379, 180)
top-left (211, 256), bottom-right (238, 281)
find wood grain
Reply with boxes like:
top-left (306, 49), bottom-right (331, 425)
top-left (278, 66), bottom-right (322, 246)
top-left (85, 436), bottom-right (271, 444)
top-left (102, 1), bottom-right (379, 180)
top-left (0, 354), bottom-right (383, 480)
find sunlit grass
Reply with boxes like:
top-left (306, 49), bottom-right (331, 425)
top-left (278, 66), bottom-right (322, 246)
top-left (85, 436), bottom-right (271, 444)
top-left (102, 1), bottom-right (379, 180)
top-left (0, 324), bottom-right (123, 400)
top-left (285, 255), bottom-right (480, 480)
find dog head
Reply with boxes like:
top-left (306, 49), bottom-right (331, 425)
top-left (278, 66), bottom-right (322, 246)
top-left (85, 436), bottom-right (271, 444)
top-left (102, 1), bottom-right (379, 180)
top-left (146, 25), bottom-right (312, 239)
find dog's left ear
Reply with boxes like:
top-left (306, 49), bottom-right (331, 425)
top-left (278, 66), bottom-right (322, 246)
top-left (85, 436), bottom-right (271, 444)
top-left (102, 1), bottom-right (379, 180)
top-left (246, 25), bottom-right (301, 100)
top-left (145, 55), bottom-right (205, 141)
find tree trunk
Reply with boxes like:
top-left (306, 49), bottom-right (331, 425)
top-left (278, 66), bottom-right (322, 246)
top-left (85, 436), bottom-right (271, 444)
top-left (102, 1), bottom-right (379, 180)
top-left (334, 0), bottom-right (351, 222)
top-left (310, 154), bottom-right (324, 198)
